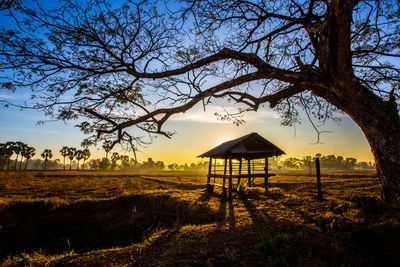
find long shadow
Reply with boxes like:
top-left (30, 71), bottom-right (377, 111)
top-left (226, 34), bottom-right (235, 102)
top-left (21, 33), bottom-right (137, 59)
top-left (141, 176), bottom-right (205, 190)
top-left (0, 193), bottom-right (220, 260)
top-left (228, 199), bottom-right (235, 229)
top-left (193, 190), bottom-right (212, 204)
top-left (239, 196), bottom-right (268, 230)
top-left (217, 196), bottom-right (227, 227)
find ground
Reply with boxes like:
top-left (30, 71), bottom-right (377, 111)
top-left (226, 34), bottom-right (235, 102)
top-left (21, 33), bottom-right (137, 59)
top-left (0, 170), bottom-right (399, 266)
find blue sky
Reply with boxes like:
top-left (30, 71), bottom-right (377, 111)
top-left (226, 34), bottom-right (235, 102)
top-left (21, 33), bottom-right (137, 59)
top-left (0, 96), bottom-right (374, 163)
top-left (0, 1), bottom-right (375, 164)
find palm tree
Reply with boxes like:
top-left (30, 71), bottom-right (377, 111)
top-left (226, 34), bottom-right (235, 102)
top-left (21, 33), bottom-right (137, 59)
top-left (82, 149), bottom-right (90, 170)
top-left (41, 149), bottom-right (52, 170)
top-left (0, 143), bottom-right (6, 170)
top-left (4, 142), bottom-right (15, 171)
top-left (102, 140), bottom-right (112, 159)
top-left (18, 143), bottom-right (28, 170)
top-left (59, 146), bottom-right (69, 170)
top-left (75, 150), bottom-right (84, 170)
top-left (22, 146), bottom-right (36, 170)
top-left (12, 141), bottom-right (24, 170)
top-left (67, 147), bottom-right (76, 170)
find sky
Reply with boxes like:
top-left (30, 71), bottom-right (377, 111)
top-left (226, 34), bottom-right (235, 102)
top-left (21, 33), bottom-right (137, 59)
top-left (0, 98), bottom-right (374, 164)
top-left (0, 0), bottom-right (376, 164)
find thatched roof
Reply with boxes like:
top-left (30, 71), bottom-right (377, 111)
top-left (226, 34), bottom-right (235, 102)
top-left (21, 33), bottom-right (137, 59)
top-left (198, 132), bottom-right (285, 159)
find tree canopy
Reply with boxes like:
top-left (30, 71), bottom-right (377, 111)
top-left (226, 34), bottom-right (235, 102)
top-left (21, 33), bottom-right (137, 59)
top-left (1, 0), bottom-right (400, 201)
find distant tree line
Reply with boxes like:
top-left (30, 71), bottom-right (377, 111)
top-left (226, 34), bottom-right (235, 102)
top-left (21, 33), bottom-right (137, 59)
top-left (0, 141), bottom-right (91, 171)
top-left (274, 154), bottom-right (375, 172)
top-left (0, 140), bottom-right (375, 172)
top-left (0, 141), bottom-right (36, 170)
top-left (88, 156), bottom-right (165, 171)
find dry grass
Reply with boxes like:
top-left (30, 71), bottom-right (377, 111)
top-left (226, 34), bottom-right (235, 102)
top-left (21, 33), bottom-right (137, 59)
top-left (0, 170), bottom-right (399, 266)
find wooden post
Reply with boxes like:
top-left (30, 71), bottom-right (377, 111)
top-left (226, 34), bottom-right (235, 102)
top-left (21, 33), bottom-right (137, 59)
top-left (229, 158), bottom-right (233, 198)
top-left (237, 158), bottom-right (242, 186)
top-left (247, 158), bottom-right (251, 187)
top-left (315, 158), bottom-right (322, 199)
top-left (222, 159), bottom-right (227, 195)
top-left (207, 157), bottom-right (213, 193)
top-left (213, 158), bottom-right (217, 183)
top-left (264, 156), bottom-right (269, 193)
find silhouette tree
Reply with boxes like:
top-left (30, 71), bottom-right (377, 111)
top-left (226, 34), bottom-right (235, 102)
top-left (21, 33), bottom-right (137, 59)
top-left (3, 142), bottom-right (15, 171)
top-left (81, 148), bottom-right (90, 170)
top-left (17, 142), bottom-right (28, 170)
top-left (11, 141), bottom-right (24, 170)
top-left (67, 147), bottom-right (76, 170)
top-left (41, 149), bottom-right (52, 170)
top-left (1, 1), bottom-right (400, 201)
top-left (59, 146), bottom-right (69, 170)
top-left (120, 155), bottom-right (130, 170)
top-left (110, 152), bottom-right (120, 170)
top-left (0, 143), bottom-right (6, 170)
top-left (75, 150), bottom-right (84, 170)
top-left (102, 141), bottom-right (113, 159)
top-left (302, 156), bottom-right (314, 174)
top-left (22, 146), bottom-right (35, 170)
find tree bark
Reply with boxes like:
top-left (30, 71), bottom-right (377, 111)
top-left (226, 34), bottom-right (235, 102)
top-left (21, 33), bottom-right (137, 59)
top-left (336, 84), bottom-right (400, 203)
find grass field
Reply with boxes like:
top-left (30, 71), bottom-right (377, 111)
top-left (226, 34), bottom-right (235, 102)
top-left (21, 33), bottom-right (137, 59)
top-left (0, 170), bottom-right (399, 266)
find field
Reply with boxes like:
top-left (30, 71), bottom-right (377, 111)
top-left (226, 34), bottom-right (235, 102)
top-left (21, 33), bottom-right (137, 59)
top-left (1, 170), bottom-right (399, 266)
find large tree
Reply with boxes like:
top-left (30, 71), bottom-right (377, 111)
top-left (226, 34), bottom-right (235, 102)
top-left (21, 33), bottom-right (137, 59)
top-left (0, 0), bottom-right (399, 201)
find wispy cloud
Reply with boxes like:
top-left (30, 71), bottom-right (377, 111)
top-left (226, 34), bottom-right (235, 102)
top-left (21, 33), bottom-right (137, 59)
top-left (169, 105), bottom-right (279, 123)
top-left (0, 127), bottom-right (61, 134)
top-left (0, 94), bottom-right (17, 100)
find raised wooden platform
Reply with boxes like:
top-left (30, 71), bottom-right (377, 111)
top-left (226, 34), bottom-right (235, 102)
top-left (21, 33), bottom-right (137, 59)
top-left (207, 173), bottom-right (276, 179)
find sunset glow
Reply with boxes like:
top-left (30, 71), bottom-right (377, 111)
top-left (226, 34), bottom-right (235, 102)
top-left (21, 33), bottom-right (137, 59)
top-left (214, 136), bottom-right (234, 146)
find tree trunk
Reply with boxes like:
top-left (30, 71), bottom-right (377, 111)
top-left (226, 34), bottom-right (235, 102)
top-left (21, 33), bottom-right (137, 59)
top-left (63, 157), bottom-right (66, 170)
top-left (315, 0), bottom-right (400, 202)
top-left (0, 158), bottom-right (6, 170)
top-left (345, 92), bottom-right (400, 203)
top-left (323, 80), bottom-right (400, 203)
top-left (14, 154), bottom-right (19, 170)
top-left (25, 159), bottom-right (29, 170)
top-left (7, 157), bottom-right (10, 171)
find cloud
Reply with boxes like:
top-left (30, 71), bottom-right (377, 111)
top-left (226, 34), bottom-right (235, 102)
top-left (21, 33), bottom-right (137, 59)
top-left (0, 94), bottom-right (17, 99)
top-left (0, 127), bottom-right (61, 134)
top-left (169, 105), bottom-right (279, 123)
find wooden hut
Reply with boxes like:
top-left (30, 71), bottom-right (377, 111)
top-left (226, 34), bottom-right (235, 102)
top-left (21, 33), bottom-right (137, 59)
top-left (198, 132), bottom-right (285, 197)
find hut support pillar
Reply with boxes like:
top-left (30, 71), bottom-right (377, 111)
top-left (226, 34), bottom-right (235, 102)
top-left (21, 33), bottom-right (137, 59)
top-left (264, 157), bottom-right (269, 193)
top-left (207, 157), bottom-right (213, 193)
top-left (229, 158), bottom-right (233, 198)
top-left (247, 159), bottom-right (251, 187)
top-left (222, 159), bottom-right (227, 195)
top-left (237, 158), bottom-right (242, 186)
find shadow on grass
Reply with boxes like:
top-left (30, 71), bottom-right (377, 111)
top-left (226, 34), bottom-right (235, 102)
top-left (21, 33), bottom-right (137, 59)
top-left (140, 176), bottom-right (205, 190)
top-left (0, 193), bottom-right (220, 260)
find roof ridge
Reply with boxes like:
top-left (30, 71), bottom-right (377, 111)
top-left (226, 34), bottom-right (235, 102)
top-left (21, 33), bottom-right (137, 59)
top-left (198, 132), bottom-right (285, 158)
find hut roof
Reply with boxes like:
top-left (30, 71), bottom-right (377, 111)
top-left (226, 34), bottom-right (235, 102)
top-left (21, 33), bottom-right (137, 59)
top-left (198, 132), bottom-right (285, 159)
